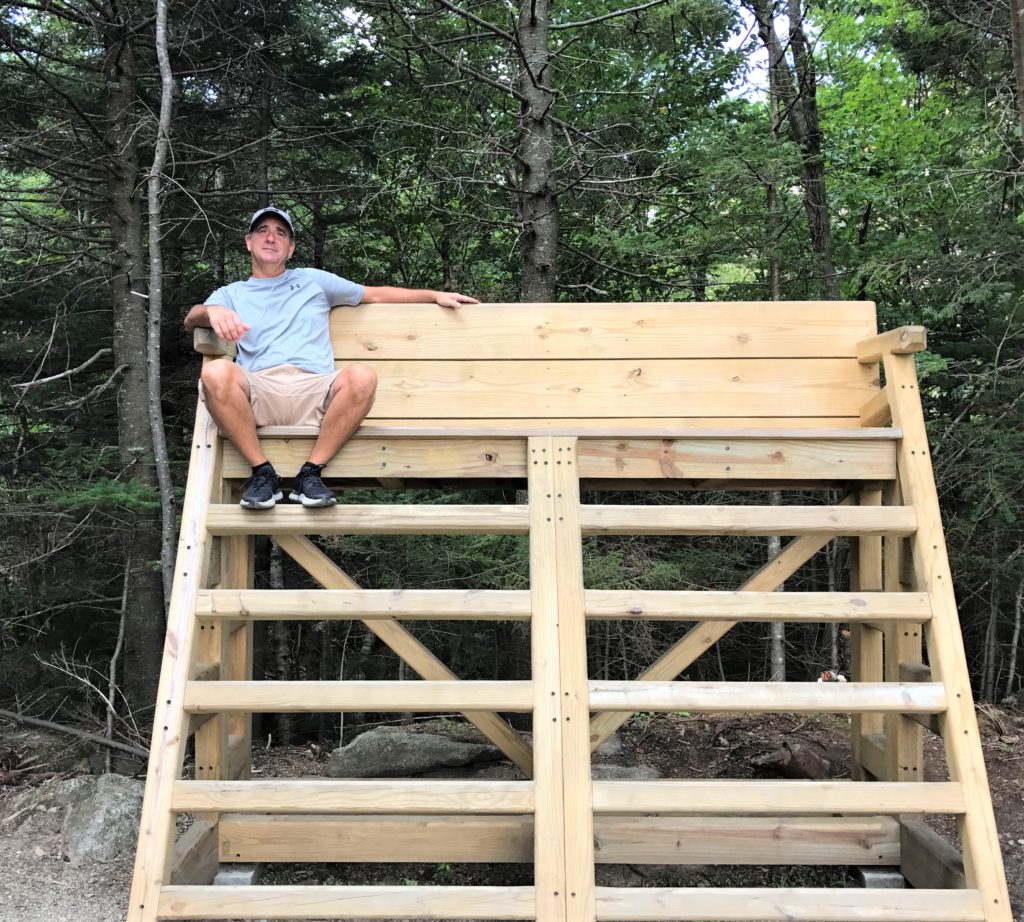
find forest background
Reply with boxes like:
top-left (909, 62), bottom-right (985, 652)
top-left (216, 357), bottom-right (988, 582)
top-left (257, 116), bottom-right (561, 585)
top-left (1, 0), bottom-right (1023, 755)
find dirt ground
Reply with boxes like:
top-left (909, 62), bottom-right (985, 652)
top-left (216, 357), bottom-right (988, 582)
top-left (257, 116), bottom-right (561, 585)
top-left (1, 709), bottom-right (1023, 921)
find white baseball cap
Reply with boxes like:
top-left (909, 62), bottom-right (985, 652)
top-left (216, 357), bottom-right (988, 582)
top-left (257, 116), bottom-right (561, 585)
top-left (248, 206), bottom-right (294, 236)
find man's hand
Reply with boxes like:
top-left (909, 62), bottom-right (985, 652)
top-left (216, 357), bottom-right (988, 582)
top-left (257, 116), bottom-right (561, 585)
top-left (434, 292), bottom-right (480, 310)
top-left (200, 304), bottom-right (251, 342)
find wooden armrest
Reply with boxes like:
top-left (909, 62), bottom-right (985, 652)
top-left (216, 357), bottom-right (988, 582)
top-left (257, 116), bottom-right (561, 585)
top-left (193, 328), bottom-right (237, 359)
top-left (856, 326), bottom-right (926, 363)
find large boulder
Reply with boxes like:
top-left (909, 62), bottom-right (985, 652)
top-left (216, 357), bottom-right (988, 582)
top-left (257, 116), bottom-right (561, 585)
top-left (327, 728), bottom-right (503, 778)
top-left (62, 773), bottom-right (144, 865)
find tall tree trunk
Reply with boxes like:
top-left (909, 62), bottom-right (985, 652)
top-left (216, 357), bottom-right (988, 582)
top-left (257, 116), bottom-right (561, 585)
top-left (1005, 577), bottom-right (1023, 700)
top-left (1010, 0), bottom-right (1024, 140)
top-left (749, 0), bottom-right (839, 300)
top-left (103, 9), bottom-right (164, 714)
top-left (147, 0), bottom-right (176, 609)
top-left (517, 0), bottom-right (558, 301)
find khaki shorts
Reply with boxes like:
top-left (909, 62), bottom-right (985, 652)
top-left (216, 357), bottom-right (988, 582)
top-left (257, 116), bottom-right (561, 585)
top-left (200, 364), bottom-right (340, 428)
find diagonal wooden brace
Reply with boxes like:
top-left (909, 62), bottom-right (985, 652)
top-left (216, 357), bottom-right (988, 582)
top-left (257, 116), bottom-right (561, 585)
top-left (275, 534), bottom-right (534, 776)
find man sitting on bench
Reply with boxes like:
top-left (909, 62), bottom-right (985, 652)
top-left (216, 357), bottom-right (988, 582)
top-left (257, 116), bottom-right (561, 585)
top-left (184, 206), bottom-right (477, 510)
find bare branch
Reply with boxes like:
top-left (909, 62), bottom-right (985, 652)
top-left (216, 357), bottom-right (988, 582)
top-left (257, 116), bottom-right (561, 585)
top-left (13, 348), bottom-right (113, 390)
top-left (551, 0), bottom-right (671, 31)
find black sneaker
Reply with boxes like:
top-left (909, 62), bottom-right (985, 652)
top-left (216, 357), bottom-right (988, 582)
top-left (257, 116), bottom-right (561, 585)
top-left (240, 465), bottom-right (283, 510)
top-left (289, 463), bottom-right (337, 507)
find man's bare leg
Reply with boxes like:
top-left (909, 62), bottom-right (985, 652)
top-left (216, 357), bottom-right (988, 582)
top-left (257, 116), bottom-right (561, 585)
top-left (308, 363), bottom-right (378, 465)
top-left (199, 360), bottom-right (266, 466)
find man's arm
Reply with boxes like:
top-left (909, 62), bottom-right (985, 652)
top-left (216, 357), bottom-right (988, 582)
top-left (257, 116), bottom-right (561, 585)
top-left (184, 304), bottom-right (251, 342)
top-left (360, 286), bottom-right (479, 309)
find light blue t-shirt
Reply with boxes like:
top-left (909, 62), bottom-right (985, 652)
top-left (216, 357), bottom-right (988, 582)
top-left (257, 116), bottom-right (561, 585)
top-left (205, 268), bottom-right (365, 374)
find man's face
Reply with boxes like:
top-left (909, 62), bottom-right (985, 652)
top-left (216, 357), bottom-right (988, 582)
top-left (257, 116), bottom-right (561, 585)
top-left (245, 217), bottom-right (295, 265)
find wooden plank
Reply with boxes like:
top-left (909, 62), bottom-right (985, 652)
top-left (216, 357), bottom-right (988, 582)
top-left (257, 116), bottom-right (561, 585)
top-left (217, 814), bottom-right (900, 866)
top-left (127, 405), bottom-right (223, 922)
top-left (329, 302), bottom-right (877, 360)
top-left (860, 388), bottom-right (892, 427)
top-left (223, 536), bottom-right (253, 780)
top-left (350, 359), bottom-right (879, 419)
top-left (206, 504), bottom-right (530, 536)
top-left (168, 820), bottom-right (218, 886)
top-left (580, 504), bottom-right (916, 537)
top-left (884, 354), bottom-right (1010, 921)
top-left (549, 438), bottom-right (596, 922)
top-left (587, 681), bottom-right (946, 714)
top-left (591, 780), bottom-right (965, 815)
top-left (183, 680), bottom-right (533, 713)
top-left (858, 732), bottom-right (888, 782)
top-left (576, 438), bottom-right (896, 481)
top-left (588, 506), bottom-right (852, 750)
top-left (856, 325), bottom-right (927, 363)
top-left (900, 817), bottom-right (966, 890)
top-left (595, 887), bottom-right (983, 922)
top-left (172, 779), bottom-right (535, 814)
top-left (583, 590), bottom-right (930, 622)
top-left (159, 885), bottom-right (536, 920)
top-left (528, 437), bottom-right (570, 922)
top-left (221, 437), bottom-right (528, 479)
top-left (851, 489), bottom-right (885, 781)
top-left (196, 588), bottom-right (532, 620)
top-left (274, 535), bottom-right (534, 777)
top-left (259, 420), bottom-right (880, 435)
top-left (193, 327), bottom-right (236, 358)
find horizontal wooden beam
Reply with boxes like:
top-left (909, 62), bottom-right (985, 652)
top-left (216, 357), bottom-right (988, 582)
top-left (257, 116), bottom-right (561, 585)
top-left (193, 589), bottom-right (931, 623)
top-left (172, 780), bottom-right (534, 814)
top-left (587, 681), bottom-right (946, 714)
top-left (856, 325), bottom-right (927, 364)
top-left (595, 886), bottom-right (982, 922)
top-left (205, 504), bottom-right (530, 536)
top-left (576, 438), bottom-right (896, 481)
top-left (193, 327), bottom-right (236, 358)
top-left (159, 885), bottom-right (535, 920)
top-left (580, 505), bottom-right (917, 537)
top-left (219, 814), bottom-right (901, 866)
top-left (183, 680), bottom-right (534, 713)
top-left (591, 779), bottom-right (964, 815)
top-left (259, 422), bottom-right (895, 437)
top-left (584, 591), bottom-right (931, 622)
top-left (196, 589), bottom-right (532, 620)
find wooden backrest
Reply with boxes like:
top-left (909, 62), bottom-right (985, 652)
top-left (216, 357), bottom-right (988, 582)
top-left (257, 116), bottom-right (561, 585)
top-left (328, 301), bottom-right (880, 430)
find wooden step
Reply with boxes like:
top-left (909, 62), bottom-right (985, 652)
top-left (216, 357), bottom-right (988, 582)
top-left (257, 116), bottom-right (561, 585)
top-left (217, 814), bottom-right (900, 866)
top-left (182, 679), bottom-right (534, 713)
top-left (591, 779), bottom-right (965, 814)
top-left (195, 588), bottom-right (532, 620)
top-left (587, 680), bottom-right (946, 713)
top-left (194, 589), bottom-right (930, 623)
top-left (158, 885), bottom-right (535, 919)
top-left (205, 504), bottom-right (530, 536)
top-left (595, 887), bottom-right (984, 921)
top-left (171, 779), bottom-right (534, 814)
top-left (580, 504), bottom-right (916, 536)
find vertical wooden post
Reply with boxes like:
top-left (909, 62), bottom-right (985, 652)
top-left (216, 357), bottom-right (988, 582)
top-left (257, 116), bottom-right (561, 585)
top-left (224, 534), bottom-right (254, 780)
top-left (851, 488), bottom-right (883, 781)
top-left (529, 437), bottom-right (596, 922)
top-left (884, 353), bottom-right (1011, 921)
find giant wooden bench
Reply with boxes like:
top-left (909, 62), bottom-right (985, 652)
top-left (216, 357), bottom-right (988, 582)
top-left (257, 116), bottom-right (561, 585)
top-left (128, 301), bottom-right (1011, 921)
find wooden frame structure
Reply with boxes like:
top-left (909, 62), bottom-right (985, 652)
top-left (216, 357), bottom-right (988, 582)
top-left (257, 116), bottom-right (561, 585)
top-left (128, 302), bottom-right (1011, 921)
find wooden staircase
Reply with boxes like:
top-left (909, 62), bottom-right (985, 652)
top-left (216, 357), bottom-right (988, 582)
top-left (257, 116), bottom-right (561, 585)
top-left (127, 303), bottom-right (1012, 921)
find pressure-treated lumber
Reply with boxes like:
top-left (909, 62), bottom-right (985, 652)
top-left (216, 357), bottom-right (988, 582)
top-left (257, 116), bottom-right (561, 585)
top-left (590, 779), bottom-right (964, 814)
top-left (329, 302), bottom-right (877, 360)
top-left (218, 814), bottom-right (901, 866)
top-left (594, 887), bottom-right (983, 922)
top-left (579, 504), bottom-right (916, 536)
top-left (856, 325), bottom-right (927, 363)
top-left (884, 352), bottom-right (1012, 920)
top-left (205, 503), bottom-right (530, 535)
top-left (158, 885), bottom-right (536, 920)
top-left (171, 779), bottom-right (535, 814)
top-left (183, 680), bottom-right (533, 712)
top-left (587, 680), bottom-right (945, 713)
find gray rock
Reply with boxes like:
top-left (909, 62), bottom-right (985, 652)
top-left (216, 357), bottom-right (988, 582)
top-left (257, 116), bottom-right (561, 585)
top-left (591, 763), bottom-right (661, 779)
top-left (6, 776), bottom-right (94, 827)
top-left (593, 732), bottom-right (625, 759)
top-left (2, 729), bottom-right (93, 773)
top-left (327, 728), bottom-right (502, 778)
top-left (62, 774), bottom-right (144, 866)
